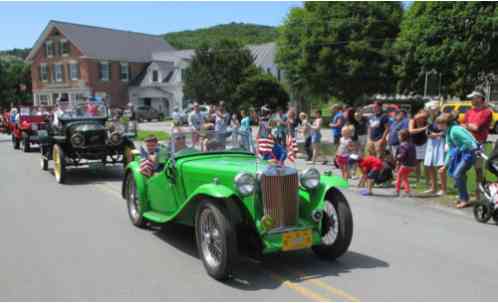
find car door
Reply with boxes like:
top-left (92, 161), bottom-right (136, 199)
top-left (146, 161), bottom-right (180, 215)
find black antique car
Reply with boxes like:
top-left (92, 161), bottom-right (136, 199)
top-left (39, 102), bottom-right (135, 184)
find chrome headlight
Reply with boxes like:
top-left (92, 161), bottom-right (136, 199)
top-left (70, 133), bottom-right (85, 147)
top-left (31, 123), bottom-right (38, 131)
top-left (300, 167), bottom-right (320, 190)
top-left (234, 172), bottom-right (256, 196)
top-left (110, 132), bottom-right (122, 145)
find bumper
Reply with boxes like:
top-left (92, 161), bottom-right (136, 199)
top-left (260, 221), bottom-right (322, 254)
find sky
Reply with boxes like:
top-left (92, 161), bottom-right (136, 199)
top-left (0, 1), bottom-right (302, 51)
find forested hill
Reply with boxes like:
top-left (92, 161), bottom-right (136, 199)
top-left (0, 48), bottom-right (31, 59)
top-left (163, 22), bottom-right (278, 49)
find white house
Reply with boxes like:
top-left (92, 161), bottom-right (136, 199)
top-left (128, 42), bottom-right (283, 117)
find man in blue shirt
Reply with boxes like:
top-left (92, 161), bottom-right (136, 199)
top-left (329, 104), bottom-right (345, 146)
top-left (387, 110), bottom-right (409, 157)
top-left (367, 101), bottom-right (390, 158)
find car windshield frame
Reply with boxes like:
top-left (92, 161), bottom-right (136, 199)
top-left (58, 102), bottom-right (108, 121)
top-left (169, 129), bottom-right (255, 162)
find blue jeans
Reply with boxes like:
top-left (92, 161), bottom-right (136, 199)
top-left (452, 152), bottom-right (476, 202)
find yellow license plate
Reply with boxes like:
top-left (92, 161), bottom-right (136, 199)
top-left (282, 229), bottom-right (312, 251)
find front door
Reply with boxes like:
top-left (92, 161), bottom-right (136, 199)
top-left (147, 169), bottom-right (178, 214)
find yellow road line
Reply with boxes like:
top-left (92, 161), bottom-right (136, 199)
top-left (294, 271), bottom-right (360, 302)
top-left (96, 184), bottom-right (122, 199)
top-left (268, 272), bottom-right (331, 302)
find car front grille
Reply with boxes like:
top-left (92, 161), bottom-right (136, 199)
top-left (260, 168), bottom-right (299, 229)
top-left (84, 131), bottom-right (107, 146)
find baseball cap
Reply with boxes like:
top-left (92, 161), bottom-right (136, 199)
top-left (467, 90), bottom-right (485, 99)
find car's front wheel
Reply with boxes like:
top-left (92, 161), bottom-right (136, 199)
top-left (195, 200), bottom-right (237, 281)
top-left (52, 144), bottom-right (66, 184)
top-left (125, 173), bottom-right (146, 228)
top-left (473, 202), bottom-right (493, 223)
top-left (312, 191), bottom-right (353, 260)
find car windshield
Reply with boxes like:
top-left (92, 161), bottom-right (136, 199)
top-left (169, 129), bottom-right (255, 157)
top-left (58, 102), bottom-right (108, 120)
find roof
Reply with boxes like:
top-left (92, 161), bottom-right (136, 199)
top-left (151, 42), bottom-right (276, 68)
top-left (247, 42), bottom-right (276, 68)
top-left (26, 20), bottom-right (175, 62)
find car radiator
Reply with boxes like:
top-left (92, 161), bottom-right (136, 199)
top-left (260, 171), bottom-right (299, 229)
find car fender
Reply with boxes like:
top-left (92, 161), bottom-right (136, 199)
top-left (185, 183), bottom-right (237, 203)
top-left (304, 175), bottom-right (349, 211)
top-left (122, 162), bottom-right (148, 207)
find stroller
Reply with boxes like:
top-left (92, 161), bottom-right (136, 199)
top-left (473, 140), bottom-right (498, 224)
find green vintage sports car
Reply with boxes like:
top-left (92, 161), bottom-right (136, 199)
top-left (122, 130), bottom-right (353, 280)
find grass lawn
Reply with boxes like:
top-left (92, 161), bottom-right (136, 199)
top-left (136, 130), bottom-right (170, 141)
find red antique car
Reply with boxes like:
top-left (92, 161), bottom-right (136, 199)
top-left (11, 107), bottom-right (50, 152)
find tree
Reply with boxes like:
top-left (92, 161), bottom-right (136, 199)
top-left (395, 2), bottom-right (498, 98)
top-left (233, 71), bottom-right (289, 111)
top-left (276, 2), bottom-right (403, 105)
top-left (183, 39), bottom-right (255, 111)
top-left (0, 57), bottom-right (32, 109)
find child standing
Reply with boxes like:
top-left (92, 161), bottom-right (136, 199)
top-left (395, 129), bottom-right (416, 197)
top-left (336, 125), bottom-right (355, 179)
top-left (299, 112), bottom-right (312, 161)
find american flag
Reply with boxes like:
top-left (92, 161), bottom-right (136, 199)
top-left (256, 134), bottom-right (275, 156)
top-left (139, 159), bottom-right (154, 177)
top-left (286, 134), bottom-right (298, 162)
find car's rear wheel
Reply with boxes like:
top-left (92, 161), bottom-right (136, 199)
top-left (312, 191), bottom-right (353, 260)
top-left (52, 144), bottom-right (66, 184)
top-left (195, 200), bottom-right (237, 281)
top-left (12, 134), bottom-right (19, 150)
top-left (474, 202), bottom-right (493, 223)
top-left (125, 173), bottom-right (146, 228)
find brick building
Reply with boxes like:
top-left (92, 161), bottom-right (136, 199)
top-left (26, 20), bottom-right (174, 107)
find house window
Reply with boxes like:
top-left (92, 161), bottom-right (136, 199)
top-left (120, 63), bottom-right (129, 81)
top-left (45, 40), bottom-right (54, 57)
top-left (40, 64), bottom-right (48, 82)
top-left (38, 94), bottom-right (49, 106)
top-left (69, 63), bottom-right (79, 80)
top-left (60, 39), bottom-right (69, 56)
top-left (53, 64), bottom-right (64, 82)
top-left (99, 61), bottom-right (110, 81)
top-left (152, 70), bottom-right (159, 82)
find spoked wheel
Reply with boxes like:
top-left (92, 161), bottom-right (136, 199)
top-left (312, 191), bottom-right (353, 260)
top-left (195, 200), bottom-right (237, 281)
top-left (52, 144), bottom-right (66, 184)
top-left (22, 135), bottom-right (30, 153)
top-left (123, 143), bottom-right (135, 169)
top-left (473, 202), bottom-right (493, 223)
top-left (125, 173), bottom-right (146, 228)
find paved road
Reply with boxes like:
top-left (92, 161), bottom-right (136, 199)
top-left (1, 133), bottom-right (498, 301)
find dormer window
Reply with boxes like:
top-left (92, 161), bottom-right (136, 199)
top-left (60, 39), bottom-right (69, 56)
top-left (152, 70), bottom-right (159, 82)
top-left (45, 40), bottom-right (54, 58)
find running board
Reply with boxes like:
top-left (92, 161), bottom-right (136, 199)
top-left (143, 211), bottom-right (170, 223)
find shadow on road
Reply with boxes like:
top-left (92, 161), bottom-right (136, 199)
top-left (153, 223), bottom-right (389, 291)
top-left (50, 166), bottom-right (124, 185)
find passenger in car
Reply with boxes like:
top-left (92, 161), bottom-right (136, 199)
top-left (139, 135), bottom-right (162, 177)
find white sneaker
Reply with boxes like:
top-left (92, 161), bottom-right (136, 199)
top-left (436, 190), bottom-right (446, 196)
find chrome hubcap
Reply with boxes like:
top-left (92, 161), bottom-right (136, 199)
top-left (199, 209), bottom-right (223, 268)
top-left (322, 200), bottom-right (339, 245)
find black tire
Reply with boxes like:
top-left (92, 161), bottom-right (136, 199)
top-left (195, 200), bottom-right (237, 281)
top-left (22, 135), bottom-right (30, 153)
top-left (473, 202), bottom-right (493, 223)
top-left (125, 172), bottom-right (146, 228)
top-left (40, 149), bottom-right (48, 171)
top-left (52, 144), bottom-right (66, 184)
top-left (493, 211), bottom-right (498, 225)
top-left (312, 191), bottom-right (353, 260)
top-left (12, 134), bottom-right (19, 150)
